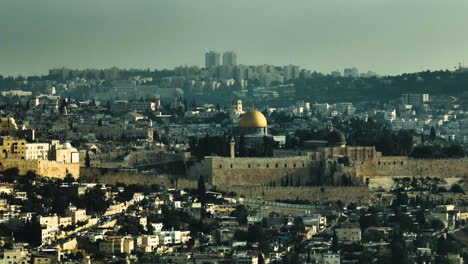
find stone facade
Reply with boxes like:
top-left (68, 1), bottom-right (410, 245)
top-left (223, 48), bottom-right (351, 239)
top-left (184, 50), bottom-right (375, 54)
top-left (188, 149), bottom-right (468, 188)
top-left (0, 159), bottom-right (79, 178)
top-left (217, 186), bottom-right (371, 204)
top-left (357, 157), bottom-right (468, 181)
top-left (187, 156), bottom-right (317, 186)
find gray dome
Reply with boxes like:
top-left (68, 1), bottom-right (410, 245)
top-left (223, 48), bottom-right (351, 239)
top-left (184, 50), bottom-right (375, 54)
top-left (327, 129), bottom-right (346, 146)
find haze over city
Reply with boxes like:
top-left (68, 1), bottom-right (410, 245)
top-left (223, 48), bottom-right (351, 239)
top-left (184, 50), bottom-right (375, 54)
top-left (1, 1), bottom-right (468, 263)
top-left (1, 0), bottom-right (468, 76)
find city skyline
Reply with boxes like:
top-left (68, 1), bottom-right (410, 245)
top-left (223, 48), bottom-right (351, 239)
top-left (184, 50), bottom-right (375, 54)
top-left (1, 0), bottom-right (468, 76)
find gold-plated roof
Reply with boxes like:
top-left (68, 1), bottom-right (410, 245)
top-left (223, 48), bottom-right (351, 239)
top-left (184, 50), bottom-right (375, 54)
top-left (239, 108), bottom-right (267, 128)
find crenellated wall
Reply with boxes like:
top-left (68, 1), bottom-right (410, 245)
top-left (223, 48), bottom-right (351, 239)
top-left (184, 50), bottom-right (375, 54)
top-left (356, 157), bottom-right (468, 180)
top-left (217, 186), bottom-right (371, 204)
top-left (0, 159), bottom-right (79, 178)
top-left (187, 156), bottom-right (317, 186)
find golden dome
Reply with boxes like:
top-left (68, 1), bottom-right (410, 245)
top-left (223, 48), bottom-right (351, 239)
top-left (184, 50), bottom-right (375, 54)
top-left (239, 108), bottom-right (267, 128)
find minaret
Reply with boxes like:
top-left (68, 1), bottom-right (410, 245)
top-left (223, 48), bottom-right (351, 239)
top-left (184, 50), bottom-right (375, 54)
top-left (147, 120), bottom-right (154, 142)
top-left (229, 137), bottom-right (236, 158)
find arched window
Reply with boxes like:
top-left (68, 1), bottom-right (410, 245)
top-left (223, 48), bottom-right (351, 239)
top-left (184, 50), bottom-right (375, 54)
top-left (266, 164), bottom-right (269, 168)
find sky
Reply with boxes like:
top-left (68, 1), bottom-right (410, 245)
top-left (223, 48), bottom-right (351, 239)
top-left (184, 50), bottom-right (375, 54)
top-left (1, 0), bottom-right (468, 76)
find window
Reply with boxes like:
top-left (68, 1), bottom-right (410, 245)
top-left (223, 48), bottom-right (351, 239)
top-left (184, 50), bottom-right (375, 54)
top-left (219, 164), bottom-right (222, 168)
top-left (378, 161), bottom-right (381, 165)
top-left (248, 164), bottom-right (251, 168)
top-left (230, 164), bottom-right (233, 168)
top-left (266, 164), bottom-right (269, 168)
top-left (293, 163), bottom-right (296, 168)
top-left (284, 164), bottom-right (287, 168)
top-left (275, 163), bottom-right (278, 168)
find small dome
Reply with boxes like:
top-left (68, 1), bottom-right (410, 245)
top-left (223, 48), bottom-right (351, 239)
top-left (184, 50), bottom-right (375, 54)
top-left (327, 129), bottom-right (346, 146)
top-left (239, 108), bottom-right (267, 128)
top-left (62, 142), bottom-right (72, 149)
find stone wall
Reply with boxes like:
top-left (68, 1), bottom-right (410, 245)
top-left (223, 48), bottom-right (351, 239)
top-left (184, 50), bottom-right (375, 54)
top-left (356, 157), bottom-right (468, 180)
top-left (217, 186), bottom-right (371, 205)
top-left (188, 155), bottom-right (468, 188)
top-left (79, 167), bottom-right (195, 188)
top-left (187, 156), bottom-right (316, 186)
top-left (0, 159), bottom-right (79, 178)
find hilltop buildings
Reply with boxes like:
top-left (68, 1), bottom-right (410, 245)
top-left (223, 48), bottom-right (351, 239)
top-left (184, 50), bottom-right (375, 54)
top-left (0, 117), bottom-right (79, 178)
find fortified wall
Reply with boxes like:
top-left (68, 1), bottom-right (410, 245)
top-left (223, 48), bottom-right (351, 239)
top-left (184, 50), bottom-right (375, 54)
top-left (0, 159), bottom-right (80, 178)
top-left (187, 156), bottom-right (321, 186)
top-left (79, 167), bottom-right (197, 188)
top-left (216, 186), bottom-right (371, 205)
top-left (356, 157), bottom-right (468, 180)
top-left (187, 155), bottom-right (468, 188)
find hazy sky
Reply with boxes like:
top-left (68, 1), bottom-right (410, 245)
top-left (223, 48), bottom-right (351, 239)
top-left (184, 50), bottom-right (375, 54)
top-left (1, 0), bottom-right (468, 76)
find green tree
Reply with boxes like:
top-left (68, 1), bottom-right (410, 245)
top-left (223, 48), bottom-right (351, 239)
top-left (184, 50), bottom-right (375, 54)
top-left (331, 231), bottom-right (339, 253)
top-left (247, 222), bottom-right (265, 243)
top-left (64, 173), bottom-right (74, 183)
top-left (231, 205), bottom-right (248, 226)
top-left (85, 151), bottom-right (91, 168)
top-left (436, 235), bottom-right (449, 255)
top-left (450, 184), bottom-right (465, 194)
top-left (3, 167), bottom-right (19, 180)
top-left (197, 175), bottom-right (207, 207)
top-left (258, 252), bottom-right (265, 264)
top-left (390, 229), bottom-right (409, 264)
top-left (429, 127), bottom-right (436, 141)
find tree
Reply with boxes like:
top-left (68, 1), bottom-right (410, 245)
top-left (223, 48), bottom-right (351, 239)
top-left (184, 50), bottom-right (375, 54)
top-left (429, 127), bottom-right (436, 141)
top-left (85, 151), bottom-right (91, 168)
top-left (258, 252), bottom-right (265, 264)
top-left (64, 173), bottom-right (74, 184)
top-left (231, 205), bottom-right (248, 226)
top-left (390, 229), bottom-right (409, 264)
top-left (436, 235), bottom-right (449, 255)
top-left (197, 175), bottom-right (207, 207)
top-left (26, 170), bottom-right (37, 181)
top-left (3, 167), bottom-right (19, 182)
top-left (247, 223), bottom-right (265, 242)
top-left (331, 231), bottom-right (339, 253)
top-left (450, 184), bottom-right (465, 194)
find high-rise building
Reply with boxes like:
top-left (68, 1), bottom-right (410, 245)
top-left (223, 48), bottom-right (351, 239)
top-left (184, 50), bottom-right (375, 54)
top-left (222, 51), bottom-right (237, 66)
top-left (283, 65), bottom-right (300, 81)
top-left (343, 67), bottom-right (359, 78)
top-left (331, 70), bottom-right (342, 77)
top-left (401, 93), bottom-right (429, 105)
top-left (205, 51), bottom-right (220, 69)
